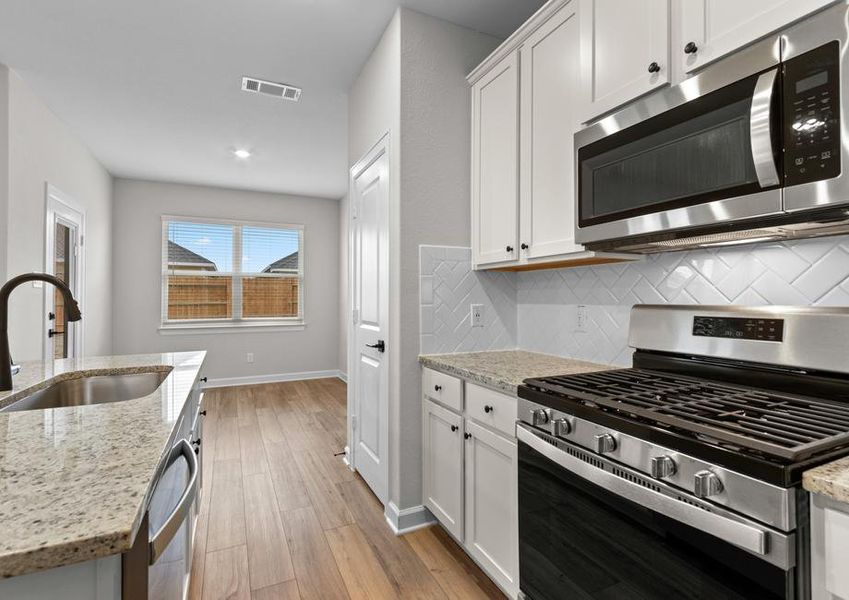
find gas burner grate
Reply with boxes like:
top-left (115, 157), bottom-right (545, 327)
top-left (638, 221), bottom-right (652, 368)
top-left (525, 369), bottom-right (849, 462)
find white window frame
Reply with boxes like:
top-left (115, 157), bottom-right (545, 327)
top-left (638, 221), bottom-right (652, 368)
top-left (160, 215), bottom-right (305, 332)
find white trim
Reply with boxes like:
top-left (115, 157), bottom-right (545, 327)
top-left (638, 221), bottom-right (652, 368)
top-left (336, 371), bottom-right (348, 383)
top-left (201, 369), bottom-right (344, 389)
top-left (159, 322), bottom-right (306, 334)
top-left (161, 214), bottom-right (305, 231)
top-left (44, 184), bottom-right (85, 363)
top-left (384, 502), bottom-right (436, 535)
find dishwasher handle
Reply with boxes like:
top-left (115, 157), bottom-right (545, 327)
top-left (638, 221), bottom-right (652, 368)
top-left (149, 439), bottom-right (198, 565)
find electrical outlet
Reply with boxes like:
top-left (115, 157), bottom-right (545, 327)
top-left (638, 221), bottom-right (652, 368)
top-left (246, 352), bottom-right (254, 363)
top-left (576, 305), bottom-right (588, 333)
top-left (470, 304), bottom-right (485, 328)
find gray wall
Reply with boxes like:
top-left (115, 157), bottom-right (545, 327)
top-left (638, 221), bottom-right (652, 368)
top-left (0, 66), bottom-right (9, 285)
top-left (347, 8), bottom-right (499, 511)
top-left (396, 10), bottom-right (500, 509)
top-left (5, 68), bottom-right (113, 360)
top-left (112, 178), bottom-right (340, 381)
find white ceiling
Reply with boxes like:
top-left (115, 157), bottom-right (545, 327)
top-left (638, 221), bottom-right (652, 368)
top-left (0, 0), bottom-right (544, 200)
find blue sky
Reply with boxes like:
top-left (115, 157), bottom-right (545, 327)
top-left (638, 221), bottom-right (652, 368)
top-left (169, 222), bottom-right (299, 273)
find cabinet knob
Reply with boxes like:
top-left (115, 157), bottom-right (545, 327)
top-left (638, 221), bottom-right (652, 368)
top-left (200, 410), bottom-right (207, 416)
top-left (520, 243), bottom-right (529, 250)
top-left (506, 245), bottom-right (514, 253)
top-left (484, 405), bottom-right (493, 414)
top-left (200, 377), bottom-right (208, 383)
top-left (451, 425), bottom-right (458, 432)
top-left (464, 432), bottom-right (472, 440)
top-left (684, 42), bottom-right (698, 54)
top-left (647, 61), bottom-right (661, 73)
top-left (434, 384), bottom-right (442, 392)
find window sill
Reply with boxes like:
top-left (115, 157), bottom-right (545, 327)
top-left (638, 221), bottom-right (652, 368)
top-left (159, 321), bottom-right (305, 335)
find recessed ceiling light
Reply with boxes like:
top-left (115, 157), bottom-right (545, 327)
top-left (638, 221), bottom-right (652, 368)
top-left (233, 149), bottom-right (251, 159)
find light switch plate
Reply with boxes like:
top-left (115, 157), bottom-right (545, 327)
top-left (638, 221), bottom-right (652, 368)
top-left (471, 304), bottom-right (485, 328)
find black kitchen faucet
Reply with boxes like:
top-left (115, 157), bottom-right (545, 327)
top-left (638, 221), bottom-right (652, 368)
top-left (0, 273), bottom-right (82, 391)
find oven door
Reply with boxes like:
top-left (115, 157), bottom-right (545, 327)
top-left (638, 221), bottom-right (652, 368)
top-left (575, 37), bottom-right (783, 247)
top-left (517, 425), bottom-right (801, 600)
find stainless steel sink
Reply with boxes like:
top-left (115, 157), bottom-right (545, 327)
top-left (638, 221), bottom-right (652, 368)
top-left (0, 370), bottom-right (170, 412)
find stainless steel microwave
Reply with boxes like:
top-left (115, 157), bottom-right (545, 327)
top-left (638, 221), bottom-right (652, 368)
top-left (575, 2), bottom-right (849, 253)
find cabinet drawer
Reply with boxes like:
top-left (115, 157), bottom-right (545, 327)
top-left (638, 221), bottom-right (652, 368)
top-left (466, 383), bottom-right (516, 438)
top-left (422, 367), bottom-right (463, 412)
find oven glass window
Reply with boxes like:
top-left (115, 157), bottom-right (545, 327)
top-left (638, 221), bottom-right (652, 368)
top-left (519, 442), bottom-right (792, 600)
top-left (578, 71), bottom-right (779, 228)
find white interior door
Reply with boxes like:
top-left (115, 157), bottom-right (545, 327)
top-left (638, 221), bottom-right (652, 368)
top-left (44, 185), bottom-right (85, 362)
top-left (349, 136), bottom-right (390, 504)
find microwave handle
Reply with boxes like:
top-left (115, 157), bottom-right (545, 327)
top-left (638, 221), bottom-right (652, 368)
top-left (516, 424), bottom-right (769, 557)
top-left (149, 438), bottom-right (198, 565)
top-left (750, 68), bottom-right (781, 188)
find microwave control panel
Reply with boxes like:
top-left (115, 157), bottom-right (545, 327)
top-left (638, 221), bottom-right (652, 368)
top-left (784, 41), bottom-right (840, 186)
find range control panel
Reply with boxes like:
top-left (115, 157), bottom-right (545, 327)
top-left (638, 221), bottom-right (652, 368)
top-left (692, 316), bottom-right (784, 342)
top-left (784, 41), bottom-right (841, 186)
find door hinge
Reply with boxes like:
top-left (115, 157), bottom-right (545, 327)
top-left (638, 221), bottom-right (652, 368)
top-left (351, 203), bottom-right (359, 220)
top-left (352, 309), bottom-right (359, 324)
top-left (351, 415), bottom-right (358, 431)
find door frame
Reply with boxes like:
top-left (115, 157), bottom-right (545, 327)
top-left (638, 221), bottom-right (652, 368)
top-left (44, 183), bottom-right (85, 362)
top-left (347, 132), bottom-right (391, 503)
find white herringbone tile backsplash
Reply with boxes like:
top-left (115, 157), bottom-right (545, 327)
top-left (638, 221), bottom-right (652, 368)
top-left (421, 236), bottom-right (849, 365)
top-left (518, 235), bottom-right (849, 366)
top-left (420, 246), bottom-right (516, 354)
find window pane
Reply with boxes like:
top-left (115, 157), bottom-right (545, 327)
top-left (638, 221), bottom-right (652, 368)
top-left (167, 221), bottom-right (233, 272)
top-left (167, 275), bottom-right (232, 320)
top-left (242, 226), bottom-right (300, 274)
top-left (242, 276), bottom-right (299, 318)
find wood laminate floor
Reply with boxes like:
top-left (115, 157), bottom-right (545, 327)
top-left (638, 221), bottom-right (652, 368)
top-left (190, 378), bottom-right (505, 600)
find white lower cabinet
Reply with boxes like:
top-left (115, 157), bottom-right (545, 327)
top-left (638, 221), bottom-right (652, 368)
top-left (422, 372), bottom-right (519, 599)
top-left (423, 398), bottom-right (465, 540)
top-left (811, 493), bottom-right (849, 600)
top-left (464, 419), bottom-right (519, 596)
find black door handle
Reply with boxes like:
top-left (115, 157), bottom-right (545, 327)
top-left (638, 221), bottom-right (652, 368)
top-left (48, 328), bottom-right (63, 338)
top-left (48, 312), bottom-right (56, 321)
top-left (366, 340), bottom-right (386, 353)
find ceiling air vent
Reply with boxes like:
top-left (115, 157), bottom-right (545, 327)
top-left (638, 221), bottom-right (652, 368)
top-left (241, 77), bottom-right (302, 102)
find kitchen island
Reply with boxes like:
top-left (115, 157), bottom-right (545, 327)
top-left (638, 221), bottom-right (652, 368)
top-left (0, 351), bottom-right (205, 597)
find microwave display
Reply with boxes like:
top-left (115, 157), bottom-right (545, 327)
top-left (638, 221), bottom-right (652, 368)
top-left (784, 41), bottom-right (841, 186)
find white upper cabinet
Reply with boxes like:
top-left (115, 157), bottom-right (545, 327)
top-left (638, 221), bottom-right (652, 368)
top-left (519, 2), bottom-right (584, 258)
top-left (471, 53), bottom-right (519, 267)
top-left (579, 0), bottom-right (670, 123)
top-left (679, 0), bottom-right (837, 74)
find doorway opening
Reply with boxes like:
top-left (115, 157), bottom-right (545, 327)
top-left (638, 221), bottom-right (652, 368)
top-left (44, 184), bottom-right (85, 362)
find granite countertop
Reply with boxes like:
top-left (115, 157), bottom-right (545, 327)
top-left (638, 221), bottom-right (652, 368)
top-left (419, 349), bottom-right (614, 394)
top-left (804, 457), bottom-right (849, 504)
top-left (0, 351), bottom-right (206, 578)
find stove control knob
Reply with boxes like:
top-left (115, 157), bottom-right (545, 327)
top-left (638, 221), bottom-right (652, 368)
top-left (594, 433), bottom-right (617, 454)
top-left (694, 470), bottom-right (724, 498)
top-left (650, 456), bottom-right (677, 479)
top-left (529, 408), bottom-right (550, 427)
top-left (552, 418), bottom-right (572, 438)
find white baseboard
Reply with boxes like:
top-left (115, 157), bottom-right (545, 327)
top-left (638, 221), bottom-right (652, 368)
top-left (202, 369), bottom-right (345, 389)
top-left (337, 371), bottom-right (348, 383)
top-left (384, 502), bottom-right (436, 535)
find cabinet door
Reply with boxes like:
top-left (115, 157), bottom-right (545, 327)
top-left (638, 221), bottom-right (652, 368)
top-left (423, 399), bottom-right (464, 540)
top-left (472, 53), bottom-right (519, 267)
top-left (520, 1), bottom-right (584, 259)
top-left (464, 420), bottom-right (518, 597)
top-left (579, 0), bottom-right (669, 122)
top-left (680, 0), bottom-right (836, 74)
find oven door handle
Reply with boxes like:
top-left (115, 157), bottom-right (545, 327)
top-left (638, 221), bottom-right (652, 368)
top-left (517, 424), bottom-right (769, 556)
top-left (750, 67), bottom-right (780, 188)
top-left (149, 438), bottom-right (198, 565)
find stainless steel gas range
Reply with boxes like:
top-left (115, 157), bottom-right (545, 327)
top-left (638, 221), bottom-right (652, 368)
top-left (516, 305), bottom-right (849, 600)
